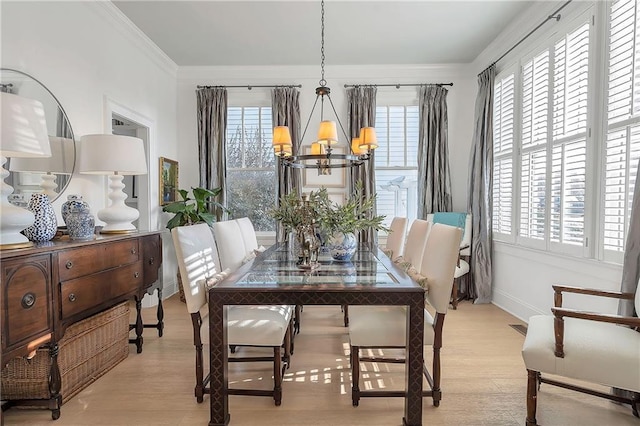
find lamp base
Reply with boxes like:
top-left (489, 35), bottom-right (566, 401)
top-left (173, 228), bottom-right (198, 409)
top-left (0, 156), bottom-right (36, 249)
top-left (97, 174), bottom-right (140, 233)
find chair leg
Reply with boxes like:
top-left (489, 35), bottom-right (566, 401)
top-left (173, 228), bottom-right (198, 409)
top-left (632, 392), bottom-right (640, 418)
top-left (351, 345), bottom-right (360, 406)
top-left (432, 346), bottom-right (441, 407)
top-left (343, 304), bottom-right (349, 327)
top-left (294, 305), bottom-right (302, 334)
top-left (191, 313), bottom-right (205, 403)
top-left (526, 369), bottom-right (539, 426)
top-left (283, 324), bottom-right (292, 368)
top-left (451, 279), bottom-right (459, 310)
top-left (273, 346), bottom-right (282, 406)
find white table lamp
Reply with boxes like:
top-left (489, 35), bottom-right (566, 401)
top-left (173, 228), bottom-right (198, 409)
top-left (9, 136), bottom-right (75, 198)
top-left (0, 92), bottom-right (52, 248)
top-left (79, 134), bottom-right (147, 233)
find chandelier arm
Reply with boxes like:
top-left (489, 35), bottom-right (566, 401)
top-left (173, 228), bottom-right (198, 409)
top-left (325, 93), bottom-right (351, 145)
top-left (300, 94), bottom-right (321, 143)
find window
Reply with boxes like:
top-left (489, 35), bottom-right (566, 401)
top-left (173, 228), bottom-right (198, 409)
top-left (226, 106), bottom-right (276, 232)
top-left (492, 73), bottom-right (515, 238)
top-left (602, 0), bottom-right (640, 260)
top-left (374, 105), bottom-right (419, 228)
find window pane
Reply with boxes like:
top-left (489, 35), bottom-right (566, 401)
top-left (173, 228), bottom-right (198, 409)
top-left (227, 170), bottom-right (276, 232)
top-left (520, 149), bottom-right (547, 240)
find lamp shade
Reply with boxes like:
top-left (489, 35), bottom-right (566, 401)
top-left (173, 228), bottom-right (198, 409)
top-left (351, 137), bottom-right (366, 155)
top-left (1, 92), bottom-right (51, 158)
top-left (317, 120), bottom-right (338, 146)
top-left (310, 142), bottom-right (326, 155)
top-left (274, 144), bottom-right (292, 158)
top-left (79, 134), bottom-right (147, 175)
top-left (9, 136), bottom-right (74, 174)
top-left (273, 126), bottom-right (292, 146)
top-left (359, 127), bottom-right (379, 151)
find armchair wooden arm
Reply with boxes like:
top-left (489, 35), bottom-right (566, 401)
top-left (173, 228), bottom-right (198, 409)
top-left (552, 284), bottom-right (634, 308)
top-left (551, 307), bottom-right (640, 358)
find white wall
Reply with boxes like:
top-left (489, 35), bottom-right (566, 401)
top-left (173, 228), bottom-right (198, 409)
top-left (177, 64), bottom-right (476, 212)
top-left (1, 1), bottom-right (180, 301)
top-left (470, 0), bottom-right (624, 322)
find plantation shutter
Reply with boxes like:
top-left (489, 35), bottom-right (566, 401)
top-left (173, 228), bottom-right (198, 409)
top-left (519, 50), bottom-right (550, 241)
top-left (550, 22), bottom-right (589, 247)
top-left (492, 73), bottom-right (515, 236)
top-left (603, 0), bottom-right (640, 257)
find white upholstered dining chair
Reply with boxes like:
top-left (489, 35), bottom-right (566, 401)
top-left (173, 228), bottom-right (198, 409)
top-left (383, 216), bottom-right (408, 261)
top-left (522, 281), bottom-right (640, 425)
top-left (348, 223), bottom-right (462, 407)
top-left (171, 223), bottom-right (292, 406)
top-left (426, 212), bottom-right (472, 309)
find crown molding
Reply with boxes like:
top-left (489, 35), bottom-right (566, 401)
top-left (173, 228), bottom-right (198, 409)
top-left (87, 1), bottom-right (178, 78)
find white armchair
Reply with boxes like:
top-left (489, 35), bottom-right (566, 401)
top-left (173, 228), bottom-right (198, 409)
top-left (522, 282), bottom-right (640, 425)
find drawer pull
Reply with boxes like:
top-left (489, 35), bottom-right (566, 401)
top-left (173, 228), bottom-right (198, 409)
top-left (68, 293), bottom-right (76, 302)
top-left (131, 248), bottom-right (137, 254)
top-left (65, 261), bottom-right (73, 269)
top-left (149, 257), bottom-right (155, 265)
top-left (134, 272), bottom-right (140, 278)
top-left (21, 292), bottom-right (36, 309)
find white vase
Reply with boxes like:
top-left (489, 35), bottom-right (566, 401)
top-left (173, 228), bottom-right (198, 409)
top-left (329, 231), bottom-right (357, 261)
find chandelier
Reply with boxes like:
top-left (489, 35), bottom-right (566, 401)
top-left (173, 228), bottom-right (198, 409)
top-left (272, 0), bottom-right (378, 173)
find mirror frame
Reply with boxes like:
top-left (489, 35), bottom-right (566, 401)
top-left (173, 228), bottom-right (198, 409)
top-left (1, 68), bottom-right (76, 202)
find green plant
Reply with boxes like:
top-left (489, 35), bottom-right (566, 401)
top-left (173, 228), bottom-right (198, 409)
top-left (162, 187), bottom-right (226, 230)
top-left (269, 182), bottom-right (388, 236)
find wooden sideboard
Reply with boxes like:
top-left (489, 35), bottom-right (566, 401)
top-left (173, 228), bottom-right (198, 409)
top-left (0, 231), bottom-right (162, 420)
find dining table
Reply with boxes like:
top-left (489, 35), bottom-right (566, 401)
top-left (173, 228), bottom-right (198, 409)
top-left (208, 242), bottom-right (426, 426)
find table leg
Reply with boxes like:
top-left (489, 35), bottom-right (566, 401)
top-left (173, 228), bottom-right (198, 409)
top-left (403, 294), bottom-right (424, 426)
top-left (209, 301), bottom-right (229, 426)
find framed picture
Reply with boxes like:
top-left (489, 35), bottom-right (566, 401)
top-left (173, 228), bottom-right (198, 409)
top-left (302, 146), bottom-right (347, 188)
top-left (159, 157), bottom-right (179, 206)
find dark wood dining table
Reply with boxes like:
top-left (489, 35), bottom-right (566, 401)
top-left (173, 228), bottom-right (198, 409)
top-left (208, 242), bottom-right (426, 426)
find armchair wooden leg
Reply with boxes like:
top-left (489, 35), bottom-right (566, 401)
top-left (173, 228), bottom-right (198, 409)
top-left (273, 346), bottom-right (282, 406)
top-left (351, 345), bottom-right (360, 406)
top-left (526, 369), bottom-right (539, 426)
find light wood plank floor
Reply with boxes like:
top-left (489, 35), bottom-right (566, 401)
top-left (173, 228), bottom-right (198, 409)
top-left (4, 296), bottom-right (638, 425)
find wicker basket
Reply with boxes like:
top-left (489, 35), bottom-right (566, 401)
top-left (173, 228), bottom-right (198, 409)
top-left (1, 301), bottom-right (130, 404)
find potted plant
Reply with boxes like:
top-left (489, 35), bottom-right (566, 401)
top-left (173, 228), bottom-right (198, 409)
top-left (162, 187), bottom-right (225, 230)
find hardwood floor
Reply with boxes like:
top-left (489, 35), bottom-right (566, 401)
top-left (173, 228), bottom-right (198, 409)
top-left (4, 296), bottom-right (637, 425)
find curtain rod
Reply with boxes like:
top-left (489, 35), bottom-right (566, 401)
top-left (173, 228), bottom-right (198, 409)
top-left (344, 83), bottom-right (453, 88)
top-left (197, 84), bottom-right (302, 90)
top-left (487, 0), bottom-right (573, 71)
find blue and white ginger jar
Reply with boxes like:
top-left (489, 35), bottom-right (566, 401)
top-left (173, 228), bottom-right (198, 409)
top-left (329, 231), bottom-right (357, 261)
top-left (61, 194), bottom-right (89, 226)
top-left (66, 204), bottom-right (95, 241)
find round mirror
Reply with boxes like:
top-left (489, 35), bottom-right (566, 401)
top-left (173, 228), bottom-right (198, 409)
top-left (1, 68), bottom-right (75, 202)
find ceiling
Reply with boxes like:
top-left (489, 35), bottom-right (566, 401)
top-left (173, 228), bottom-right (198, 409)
top-left (112, 0), bottom-right (536, 67)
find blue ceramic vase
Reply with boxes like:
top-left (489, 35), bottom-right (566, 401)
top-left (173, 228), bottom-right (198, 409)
top-left (66, 204), bottom-right (95, 241)
top-left (329, 232), bottom-right (357, 261)
top-left (61, 194), bottom-right (89, 226)
top-left (24, 194), bottom-right (57, 242)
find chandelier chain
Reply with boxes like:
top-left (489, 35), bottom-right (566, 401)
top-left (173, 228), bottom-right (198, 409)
top-left (319, 0), bottom-right (326, 87)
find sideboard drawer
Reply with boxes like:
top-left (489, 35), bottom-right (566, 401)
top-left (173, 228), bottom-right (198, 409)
top-left (58, 240), bottom-right (140, 281)
top-left (60, 261), bottom-right (143, 320)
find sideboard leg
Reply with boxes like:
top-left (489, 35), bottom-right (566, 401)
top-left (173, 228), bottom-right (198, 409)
top-left (48, 342), bottom-right (62, 420)
top-left (156, 288), bottom-right (164, 337)
top-left (135, 296), bottom-right (144, 353)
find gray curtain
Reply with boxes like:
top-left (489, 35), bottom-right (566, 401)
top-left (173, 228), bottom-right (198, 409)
top-left (467, 66), bottom-right (495, 304)
top-left (272, 87), bottom-right (301, 242)
top-left (196, 87), bottom-right (227, 221)
top-left (417, 85), bottom-right (452, 217)
top-left (347, 86), bottom-right (377, 245)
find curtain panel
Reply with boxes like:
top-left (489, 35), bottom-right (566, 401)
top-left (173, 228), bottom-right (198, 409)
top-left (196, 87), bottom-right (228, 221)
top-left (271, 87), bottom-right (302, 242)
top-left (417, 85), bottom-right (452, 218)
top-left (467, 66), bottom-right (495, 304)
top-left (346, 86), bottom-right (377, 245)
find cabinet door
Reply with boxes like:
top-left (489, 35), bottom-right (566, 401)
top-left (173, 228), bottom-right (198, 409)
top-left (141, 234), bottom-right (161, 287)
top-left (1, 254), bottom-right (52, 358)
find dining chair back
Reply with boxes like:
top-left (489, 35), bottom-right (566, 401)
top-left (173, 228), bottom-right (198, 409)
top-left (384, 217), bottom-right (408, 260)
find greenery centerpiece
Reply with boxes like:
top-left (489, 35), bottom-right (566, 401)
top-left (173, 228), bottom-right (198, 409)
top-left (270, 182), bottom-right (387, 261)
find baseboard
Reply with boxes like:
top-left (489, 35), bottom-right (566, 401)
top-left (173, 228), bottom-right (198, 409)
top-left (492, 289), bottom-right (545, 324)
